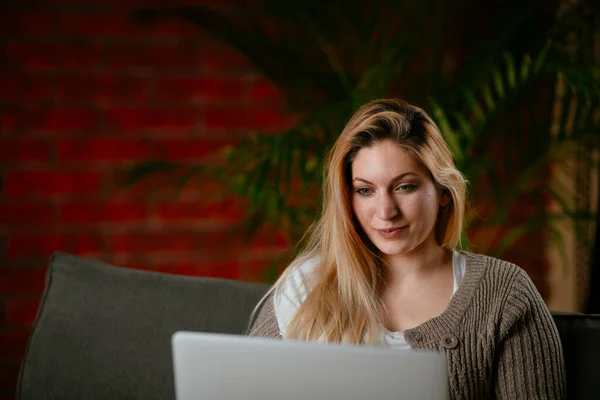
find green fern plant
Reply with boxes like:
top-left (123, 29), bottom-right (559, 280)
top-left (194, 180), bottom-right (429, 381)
top-left (127, 1), bottom-right (599, 285)
top-left (431, 45), bottom-right (599, 268)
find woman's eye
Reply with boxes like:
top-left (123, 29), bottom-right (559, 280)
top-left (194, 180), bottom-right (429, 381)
top-left (396, 184), bottom-right (416, 192)
top-left (356, 188), bottom-right (372, 195)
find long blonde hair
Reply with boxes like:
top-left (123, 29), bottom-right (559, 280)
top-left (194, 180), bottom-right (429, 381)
top-left (255, 99), bottom-right (467, 344)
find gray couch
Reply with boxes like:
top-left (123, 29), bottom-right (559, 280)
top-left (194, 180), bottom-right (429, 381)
top-left (16, 252), bottom-right (600, 399)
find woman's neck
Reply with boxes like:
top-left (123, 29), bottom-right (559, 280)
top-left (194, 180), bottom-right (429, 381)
top-left (383, 240), bottom-right (451, 285)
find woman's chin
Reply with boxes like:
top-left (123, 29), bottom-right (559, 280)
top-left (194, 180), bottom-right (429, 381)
top-left (374, 243), bottom-right (413, 257)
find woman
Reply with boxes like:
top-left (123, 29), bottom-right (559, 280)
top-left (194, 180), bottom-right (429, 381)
top-left (248, 98), bottom-right (566, 399)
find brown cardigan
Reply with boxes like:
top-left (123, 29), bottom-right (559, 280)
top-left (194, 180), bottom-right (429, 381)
top-left (249, 252), bottom-right (566, 399)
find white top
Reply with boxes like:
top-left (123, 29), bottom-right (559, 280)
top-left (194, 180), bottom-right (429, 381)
top-left (274, 251), bottom-right (467, 349)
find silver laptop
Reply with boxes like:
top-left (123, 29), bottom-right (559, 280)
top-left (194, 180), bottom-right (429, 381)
top-left (172, 331), bottom-right (448, 400)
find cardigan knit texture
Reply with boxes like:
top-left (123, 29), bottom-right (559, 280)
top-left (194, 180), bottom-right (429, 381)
top-left (248, 252), bottom-right (566, 399)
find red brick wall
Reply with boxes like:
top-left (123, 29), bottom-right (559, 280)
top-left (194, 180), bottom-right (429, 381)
top-left (0, 1), bottom-right (293, 397)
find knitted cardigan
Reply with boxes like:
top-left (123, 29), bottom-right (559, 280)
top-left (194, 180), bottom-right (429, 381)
top-left (248, 252), bottom-right (566, 399)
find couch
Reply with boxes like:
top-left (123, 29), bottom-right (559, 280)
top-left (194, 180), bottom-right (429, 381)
top-left (16, 252), bottom-right (600, 399)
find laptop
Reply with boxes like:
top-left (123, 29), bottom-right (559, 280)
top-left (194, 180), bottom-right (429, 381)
top-left (172, 331), bottom-right (449, 400)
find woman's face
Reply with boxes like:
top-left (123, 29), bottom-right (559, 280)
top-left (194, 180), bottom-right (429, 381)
top-left (350, 140), bottom-right (448, 257)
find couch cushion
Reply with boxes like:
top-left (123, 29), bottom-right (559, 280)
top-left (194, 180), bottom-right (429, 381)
top-left (17, 252), bottom-right (270, 400)
top-left (552, 312), bottom-right (600, 400)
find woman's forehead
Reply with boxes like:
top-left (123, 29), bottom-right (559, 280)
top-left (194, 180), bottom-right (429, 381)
top-left (351, 141), bottom-right (428, 179)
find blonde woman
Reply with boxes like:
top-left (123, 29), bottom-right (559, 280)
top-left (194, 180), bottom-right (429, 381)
top-left (248, 99), bottom-right (566, 399)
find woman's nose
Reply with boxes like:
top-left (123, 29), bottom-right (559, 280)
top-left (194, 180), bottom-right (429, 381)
top-left (376, 193), bottom-right (399, 221)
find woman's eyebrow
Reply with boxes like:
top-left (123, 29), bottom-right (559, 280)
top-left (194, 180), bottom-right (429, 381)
top-left (352, 172), bottom-right (417, 185)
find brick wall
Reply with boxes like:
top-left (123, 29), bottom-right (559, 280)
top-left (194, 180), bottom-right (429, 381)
top-left (0, 1), bottom-right (293, 398)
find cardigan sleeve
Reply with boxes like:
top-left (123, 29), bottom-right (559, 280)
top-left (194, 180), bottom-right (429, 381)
top-left (494, 269), bottom-right (566, 399)
top-left (247, 291), bottom-right (283, 339)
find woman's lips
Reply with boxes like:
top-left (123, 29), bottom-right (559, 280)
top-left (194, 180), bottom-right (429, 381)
top-left (375, 227), bottom-right (406, 238)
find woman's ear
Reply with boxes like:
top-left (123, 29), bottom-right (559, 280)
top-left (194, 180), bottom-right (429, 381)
top-left (439, 190), bottom-right (451, 207)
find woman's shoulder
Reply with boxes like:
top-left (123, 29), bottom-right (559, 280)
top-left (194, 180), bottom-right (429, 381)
top-left (276, 256), bottom-right (320, 304)
top-left (459, 251), bottom-right (556, 342)
top-left (460, 250), bottom-right (545, 309)
top-left (461, 250), bottom-right (530, 283)
top-left (273, 256), bottom-right (320, 335)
